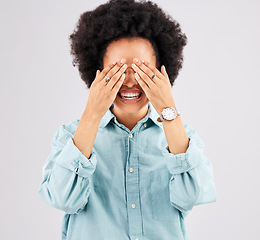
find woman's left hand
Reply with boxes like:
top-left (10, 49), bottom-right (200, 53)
top-left (131, 58), bottom-right (176, 115)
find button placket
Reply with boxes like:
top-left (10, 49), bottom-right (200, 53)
top-left (125, 129), bottom-right (143, 236)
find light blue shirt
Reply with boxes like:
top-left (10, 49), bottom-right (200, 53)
top-left (38, 102), bottom-right (217, 240)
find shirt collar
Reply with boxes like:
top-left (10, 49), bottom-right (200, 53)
top-left (99, 102), bottom-right (164, 131)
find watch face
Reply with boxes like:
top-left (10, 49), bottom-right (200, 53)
top-left (162, 107), bottom-right (177, 120)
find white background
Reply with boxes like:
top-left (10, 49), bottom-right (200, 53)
top-left (1, 0), bottom-right (259, 239)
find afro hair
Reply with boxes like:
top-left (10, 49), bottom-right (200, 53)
top-left (69, 0), bottom-right (188, 88)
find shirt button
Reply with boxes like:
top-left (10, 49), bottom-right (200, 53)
top-left (131, 203), bottom-right (136, 208)
top-left (129, 168), bottom-right (134, 173)
top-left (135, 238), bottom-right (139, 240)
top-left (143, 123), bottom-right (147, 127)
top-left (129, 133), bottom-right (133, 138)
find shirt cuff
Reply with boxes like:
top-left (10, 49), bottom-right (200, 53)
top-left (55, 137), bottom-right (97, 178)
top-left (164, 128), bottom-right (205, 175)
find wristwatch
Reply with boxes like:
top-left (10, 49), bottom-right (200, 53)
top-left (157, 107), bottom-right (180, 122)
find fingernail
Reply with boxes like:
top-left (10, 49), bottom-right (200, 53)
top-left (133, 58), bottom-right (139, 63)
top-left (120, 58), bottom-right (126, 64)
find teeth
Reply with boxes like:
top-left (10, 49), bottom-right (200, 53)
top-left (122, 94), bottom-right (139, 97)
top-left (122, 96), bottom-right (139, 99)
top-left (120, 92), bottom-right (141, 98)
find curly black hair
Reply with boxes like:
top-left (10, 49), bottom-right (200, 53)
top-left (69, 0), bottom-right (187, 88)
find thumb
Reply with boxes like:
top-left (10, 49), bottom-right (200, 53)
top-left (161, 65), bottom-right (167, 77)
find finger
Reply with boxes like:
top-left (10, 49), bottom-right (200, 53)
top-left (104, 60), bottom-right (126, 81)
top-left (132, 60), bottom-right (158, 84)
top-left (141, 60), bottom-right (165, 80)
top-left (106, 63), bottom-right (128, 89)
top-left (99, 59), bottom-right (126, 83)
top-left (97, 61), bottom-right (118, 82)
top-left (134, 72), bottom-right (150, 95)
top-left (132, 63), bottom-right (155, 88)
top-left (111, 73), bottom-right (126, 94)
top-left (161, 65), bottom-right (169, 78)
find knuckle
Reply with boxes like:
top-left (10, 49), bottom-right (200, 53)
top-left (99, 70), bottom-right (106, 78)
top-left (101, 67), bottom-right (107, 72)
top-left (110, 75), bottom-right (117, 81)
top-left (107, 69), bottom-right (116, 77)
top-left (107, 72), bottom-right (114, 80)
top-left (113, 71), bottom-right (122, 80)
top-left (104, 65), bottom-right (111, 72)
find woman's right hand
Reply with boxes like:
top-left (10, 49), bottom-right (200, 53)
top-left (85, 58), bottom-right (128, 120)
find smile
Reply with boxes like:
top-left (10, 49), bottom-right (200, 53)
top-left (117, 92), bottom-right (143, 103)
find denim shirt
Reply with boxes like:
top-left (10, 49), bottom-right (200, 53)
top-left (38, 102), bottom-right (217, 240)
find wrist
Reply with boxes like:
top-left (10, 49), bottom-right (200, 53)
top-left (83, 107), bottom-right (102, 123)
top-left (158, 101), bottom-right (176, 114)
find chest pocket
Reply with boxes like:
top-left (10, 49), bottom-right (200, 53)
top-left (150, 167), bottom-right (178, 221)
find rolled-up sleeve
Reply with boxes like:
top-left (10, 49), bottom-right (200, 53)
top-left (38, 124), bottom-right (97, 214)
top-left (163, 124), bottom-right (217, 217)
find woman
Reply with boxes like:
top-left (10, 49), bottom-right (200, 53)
top-left (38, 0), bottom-right (217, 239)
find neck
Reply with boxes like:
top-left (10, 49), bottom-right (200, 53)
top-left (111, 104), bottom-right (149, 131)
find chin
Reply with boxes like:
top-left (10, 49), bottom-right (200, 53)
top-left (113, 93), bottom-right (149, 113)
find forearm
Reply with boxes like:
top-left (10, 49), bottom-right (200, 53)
top-left (162, 105), bottom-right (189, 155)
top-left (72, 107), bottom-right (101, 159)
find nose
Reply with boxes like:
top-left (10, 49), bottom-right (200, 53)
top-left (123, 67), bottom-right (138, 87)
